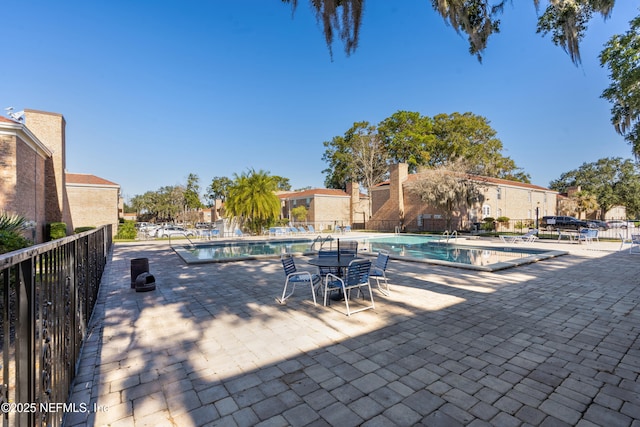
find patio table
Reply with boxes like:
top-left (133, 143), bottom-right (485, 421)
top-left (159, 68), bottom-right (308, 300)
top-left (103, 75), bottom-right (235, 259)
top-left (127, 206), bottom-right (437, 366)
top-left (307, 255), bottom-right (359, 302)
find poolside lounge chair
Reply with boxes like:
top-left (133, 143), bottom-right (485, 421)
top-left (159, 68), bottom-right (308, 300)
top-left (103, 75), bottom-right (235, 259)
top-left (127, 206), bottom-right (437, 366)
top-left (499, 229), bottom-right (538, 244)
top-left (298, 226), bottom-right (307, 234)
top-left (499, 235), bottom-right (520, 244)
top-left (278, 254), bottom-right (322, 306)
top-left (324, 259), bottom-right (374, 316)
top-left (234, 228), bottom-right (244, 238)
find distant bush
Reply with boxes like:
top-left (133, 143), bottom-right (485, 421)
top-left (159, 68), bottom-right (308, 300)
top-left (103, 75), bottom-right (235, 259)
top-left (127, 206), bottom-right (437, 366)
top-left (74, 226), bottom-right (96, 234)
top-left (49, 222), bottom-right (67, 240)
top-left (481, 217), bottom-right (495, 231)
top-left (115, 220), bottom-right (137, 240)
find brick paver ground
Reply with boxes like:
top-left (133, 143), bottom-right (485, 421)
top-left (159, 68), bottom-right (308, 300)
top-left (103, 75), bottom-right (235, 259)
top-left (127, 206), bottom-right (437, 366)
top-left (64, 237), bottom-right (640, 427)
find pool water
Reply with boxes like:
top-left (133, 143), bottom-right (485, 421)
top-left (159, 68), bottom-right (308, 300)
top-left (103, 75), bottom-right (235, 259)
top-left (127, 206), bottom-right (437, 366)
top-left (181, 239), bottom-right (314, 262)
top-left (174, 234), bottom-right (566, 270)
top-left (360, 235), bottom-right (551, 269)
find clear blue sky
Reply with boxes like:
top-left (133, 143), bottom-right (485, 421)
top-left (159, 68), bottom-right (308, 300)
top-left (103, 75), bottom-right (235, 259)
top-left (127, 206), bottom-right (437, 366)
top-left (2, 1), bottom-right (637, 201)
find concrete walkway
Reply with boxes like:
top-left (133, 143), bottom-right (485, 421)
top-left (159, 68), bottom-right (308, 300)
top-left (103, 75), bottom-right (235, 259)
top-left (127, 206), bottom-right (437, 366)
top-left (64, 238), bottom-right (640, 426)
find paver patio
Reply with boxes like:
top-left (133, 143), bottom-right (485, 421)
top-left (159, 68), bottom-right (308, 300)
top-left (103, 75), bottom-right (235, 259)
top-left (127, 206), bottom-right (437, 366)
top-left (64, 238), bottom-right (639, 427)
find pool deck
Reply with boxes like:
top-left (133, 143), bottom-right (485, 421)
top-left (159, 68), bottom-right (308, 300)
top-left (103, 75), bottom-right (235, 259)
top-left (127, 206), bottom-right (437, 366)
top-left (64, 236), bottom-right (640, 426)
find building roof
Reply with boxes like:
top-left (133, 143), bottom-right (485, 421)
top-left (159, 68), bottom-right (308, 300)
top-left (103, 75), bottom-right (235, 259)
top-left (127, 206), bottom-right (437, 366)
top-left (66, 173), bottom-right (119, 187)
top-left (0, 116), bottom-right (18, 124)
top-left (374, 171), bottom-right (555, 193)
top-left (278, 188), bottom-right (350, 199)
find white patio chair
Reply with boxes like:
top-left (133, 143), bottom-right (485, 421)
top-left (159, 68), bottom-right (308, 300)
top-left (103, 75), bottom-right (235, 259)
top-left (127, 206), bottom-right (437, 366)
top-left (323, 259), bottom-right (374, 316)
top-left (370, 251), bottom-right (390, 296)
top-left (629, 234), bottom-right (640, 254)
top-left (278, 254), bottom-right (322, 306)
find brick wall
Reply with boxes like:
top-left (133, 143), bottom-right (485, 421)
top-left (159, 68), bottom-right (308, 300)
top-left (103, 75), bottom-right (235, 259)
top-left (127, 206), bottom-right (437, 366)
top-left (66, 184), bottom-right (120, 230)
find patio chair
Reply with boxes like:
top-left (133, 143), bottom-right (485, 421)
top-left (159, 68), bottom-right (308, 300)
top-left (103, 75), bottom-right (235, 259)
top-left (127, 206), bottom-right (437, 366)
top-left (317, 249), bottom-right (340, 278)
top-left (370, 251), bottom-right (390, 296)
top-left (278, 254), bottom-right (322, 306)
top-left (306, 225), bottom-right (316, 233)
top-left (577, 228), bottom-right (599, 244)
top-left (619, 232), bottom-right (633, 251)
top-left (338, 240), bottom-right (358, 256)
top-left (234, 228), bottom-right (244, 238)
top-left (629, 234), bottom-right (640, 254)
top-left (323, 259), bottom-right (375, 316)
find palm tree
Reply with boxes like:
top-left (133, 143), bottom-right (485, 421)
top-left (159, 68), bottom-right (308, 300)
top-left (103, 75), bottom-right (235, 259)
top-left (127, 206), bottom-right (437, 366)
top-left (226, 169), bottom-right (281, 234)
top-left (0, 212), bottom-right (31, 254)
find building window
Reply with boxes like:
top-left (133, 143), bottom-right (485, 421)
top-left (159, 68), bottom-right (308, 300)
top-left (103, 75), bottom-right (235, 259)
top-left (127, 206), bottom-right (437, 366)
top-left (528, 191), bottom-right (532, 202)
top-left (482, 204), bottom-right (491, 218)
top-left (497, 208), bottom-right (502, 217)
top-left (497, 187), bottom-right (502, 200)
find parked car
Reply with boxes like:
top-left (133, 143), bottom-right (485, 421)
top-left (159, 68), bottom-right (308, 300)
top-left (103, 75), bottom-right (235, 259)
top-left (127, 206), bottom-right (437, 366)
top-left (606, 220), bottom-right (635, 229)
top-left (155, 225), bottom-right (195, 238)
top-left (540, 216), bottom-right (589, 230)
top-left (587, 220), bottom-right (609, 230)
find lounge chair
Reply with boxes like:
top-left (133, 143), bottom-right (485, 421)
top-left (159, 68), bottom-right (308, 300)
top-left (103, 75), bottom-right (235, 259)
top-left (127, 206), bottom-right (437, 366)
top-left (499, 235), bottom-right (520, 244)
top-left (306, 225), bottom-right (316, 233)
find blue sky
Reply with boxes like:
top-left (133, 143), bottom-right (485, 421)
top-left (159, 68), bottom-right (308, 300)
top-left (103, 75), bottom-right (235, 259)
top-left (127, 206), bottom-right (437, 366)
top-left (2, 1), bottom-right (637, 201)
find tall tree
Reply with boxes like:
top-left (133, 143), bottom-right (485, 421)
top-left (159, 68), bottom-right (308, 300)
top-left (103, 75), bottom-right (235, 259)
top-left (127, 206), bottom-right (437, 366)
top-left (206, 176), bottom-right (233, 205)
top-left (407, 161), bottom-right (485, 231)
top-left (322, 121), bottom-right (388, 196)
top-left (431, 112), bottom-right (530, 182)
top-left (272, 175), bottom-right (292, 191)
top-left (599, 13), bottom-right (640, 157)
top-left (184, 173), bottom-right (203, 210)
top-left (378, 111), bottom-right (435, 172)
top-left (226, 169), bottom-right (281, 234)
top-left (549, 157), bottom-right (640, 219)
top-left (284, 0), bottom-right (616, 64)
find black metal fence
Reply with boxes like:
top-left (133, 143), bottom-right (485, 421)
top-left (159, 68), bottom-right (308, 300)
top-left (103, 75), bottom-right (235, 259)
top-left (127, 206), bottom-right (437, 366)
top-left (0, 225), bottom-right (112, 427)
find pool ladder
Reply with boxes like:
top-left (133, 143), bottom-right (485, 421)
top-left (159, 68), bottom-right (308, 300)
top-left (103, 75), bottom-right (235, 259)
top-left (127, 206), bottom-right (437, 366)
top-left (168, 233), bottom-right (197, 248)
top-left (310, 234), bottom-right (333, 251)
top-left (442, 230), bottom-right (458, 243)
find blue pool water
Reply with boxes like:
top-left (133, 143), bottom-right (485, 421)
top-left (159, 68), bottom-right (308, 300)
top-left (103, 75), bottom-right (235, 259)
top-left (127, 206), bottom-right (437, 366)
top-left (175, 234), bottom-right (565, 270)
top-left (359, 235), bottom-right (552, 269)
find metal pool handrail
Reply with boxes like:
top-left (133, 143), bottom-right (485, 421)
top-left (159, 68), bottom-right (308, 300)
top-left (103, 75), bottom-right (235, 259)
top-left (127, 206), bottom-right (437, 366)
top-left (442, 230), bottom-right (458, 242)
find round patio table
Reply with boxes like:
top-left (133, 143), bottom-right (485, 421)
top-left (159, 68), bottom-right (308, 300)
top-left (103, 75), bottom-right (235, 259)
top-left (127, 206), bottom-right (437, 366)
top-left (307, 255), bottom-right (359, 301)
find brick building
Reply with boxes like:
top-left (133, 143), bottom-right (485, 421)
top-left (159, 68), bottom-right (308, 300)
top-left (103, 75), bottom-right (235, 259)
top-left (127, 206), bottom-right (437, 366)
top-left (65, 173), bottom-right (120, 231)
top-left (0, 109), bottom-right (119, 243)
top-left (369, 163), bottom-right (558, 232)
top-left (278, 183), bottom-right (369, 231)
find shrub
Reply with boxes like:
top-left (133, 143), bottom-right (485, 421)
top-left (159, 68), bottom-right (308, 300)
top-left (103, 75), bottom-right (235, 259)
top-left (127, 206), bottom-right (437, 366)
top-left (115, 220), bottom-right (137, 240)
top-left (74, 226), bottom-right (96, 234)
top-left (481, 217), bottom-right (495, 231)
top-left (0, 212), bottom-right (32, 254)
top-left (49, 222), bottom-right (67, 240)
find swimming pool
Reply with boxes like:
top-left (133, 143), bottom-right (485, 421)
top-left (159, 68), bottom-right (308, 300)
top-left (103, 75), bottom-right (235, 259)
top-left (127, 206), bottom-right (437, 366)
top-left (359, 235), bottom-right (566, 271)
top-left (174, 234), bottom-right (567, 271)
top-left (175, 239), bottom-right (315, 263)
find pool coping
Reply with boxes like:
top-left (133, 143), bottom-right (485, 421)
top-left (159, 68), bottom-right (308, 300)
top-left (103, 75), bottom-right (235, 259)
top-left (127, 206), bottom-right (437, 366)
top-left (387, 248), bottom-right (569, 271)
top-left (172, 237), bottom-right (569, 271)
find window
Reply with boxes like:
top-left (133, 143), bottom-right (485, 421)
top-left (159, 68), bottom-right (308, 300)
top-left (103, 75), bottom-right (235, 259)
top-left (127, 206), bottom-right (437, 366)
top-left (497, 187), bottom-right (502, 200)
top-left (528, 191), bottom-right (532, 202)
top-left (482, 204), bottom-right (491, 218)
